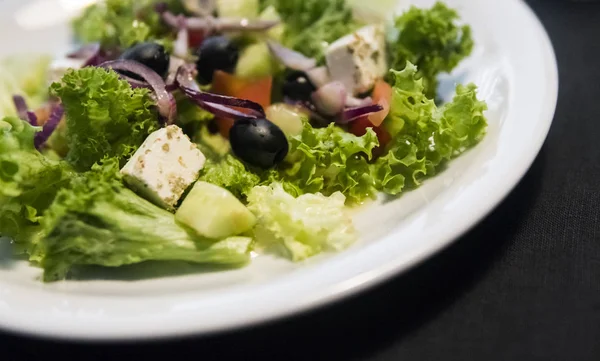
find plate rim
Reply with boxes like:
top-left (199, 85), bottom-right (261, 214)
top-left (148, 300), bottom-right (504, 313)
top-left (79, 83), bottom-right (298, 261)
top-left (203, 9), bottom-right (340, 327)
top-left (0, 0), bottom-right (558, 340)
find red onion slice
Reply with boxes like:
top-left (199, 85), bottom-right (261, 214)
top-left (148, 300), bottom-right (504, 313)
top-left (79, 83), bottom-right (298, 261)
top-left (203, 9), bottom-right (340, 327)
top-left (67, 43), bottom-right (102, 66)
top-left (267, 40), bottom-right (317, 71)
top-left (117, 73), bottom-right (153, 89)
top-left (26, 111), bottom-right (38, 126)
top-left (174, 27), bottom-right (190, 58)
top-left (12, 95), bottom-right (30, 122)
top-left (166, 56), bottom-right (188, 87)
top-left (12, 95), bottom-right (40, 126)
top-left (306, 66), bottom-right (330, 88)
top-left (339, 104), bottom-right (384, 124)
top-left (100, 60), bottom-right (176, 124)
top-left (311, 81), bottom-right (347, 116)
top-left (173, 63), bottom-right (266, 120)
top-left (197, 101), bottom-right (253, 120)
top-left (179, 86), bottom-right (265, 118)
top-left (34, 104), bottom-right (64, 149)
top-left (157, 6), bottom-right (278, 33)
top-left (175, 65), bottom-right (265, 119)
top-left (346, 95), bottom-right (373, 108)
top-left (173, 63), bottom-right (198, 88)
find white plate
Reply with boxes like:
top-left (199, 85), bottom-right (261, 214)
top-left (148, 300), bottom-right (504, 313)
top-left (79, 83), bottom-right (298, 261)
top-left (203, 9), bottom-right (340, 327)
top-left (0, 0), bottom-right (557, 339)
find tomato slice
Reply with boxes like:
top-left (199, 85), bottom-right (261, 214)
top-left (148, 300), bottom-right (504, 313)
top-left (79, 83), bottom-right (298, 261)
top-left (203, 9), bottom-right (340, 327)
top-left (212, 70), bottom-right (272, 108)
top-left (368, 80), bottom-right (393, 127)
top-left (188, 30), bottom-right (205, 49)
top-left (349, 116), bottom-right (392, 157)
top-left (211, 70), bottom-right (273, 137)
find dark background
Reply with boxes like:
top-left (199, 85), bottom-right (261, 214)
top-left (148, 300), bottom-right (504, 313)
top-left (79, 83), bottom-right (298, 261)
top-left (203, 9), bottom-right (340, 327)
top-left (3, 0), bottom-right (600, 360)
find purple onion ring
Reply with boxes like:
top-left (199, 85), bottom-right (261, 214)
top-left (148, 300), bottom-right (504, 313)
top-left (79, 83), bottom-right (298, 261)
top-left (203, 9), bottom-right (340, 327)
top-left (100, 60), bottom-right (176, 124)
top-left (34, 104), bottom-right (64, 149)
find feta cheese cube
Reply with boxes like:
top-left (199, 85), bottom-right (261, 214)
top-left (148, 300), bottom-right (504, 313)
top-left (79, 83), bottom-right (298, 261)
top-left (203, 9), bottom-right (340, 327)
top-left (325, 25), bottom-right (388, 95)
top-left (48, 57), bottom-right (86, 84)
top-left (121, 125), bottom-right (206, 210)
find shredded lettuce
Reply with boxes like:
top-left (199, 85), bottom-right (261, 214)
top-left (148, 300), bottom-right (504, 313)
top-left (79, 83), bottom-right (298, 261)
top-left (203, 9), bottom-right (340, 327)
top-left (376, 62), bottom-right (487, 194)
top-left (37, 159), bottom-right (252, 282)
top-left (72, 0), bottom-right (184, 49)
top-left (260, 0), bottom-right (361, 63)
top-left (50, 67), bottom-right (160, 171)
top-left (0, 117), bottom-right (72, 252)
top-left (389, 2), bottom-right (474, 98)
top-left (247, 182), bottom-right (356, 261)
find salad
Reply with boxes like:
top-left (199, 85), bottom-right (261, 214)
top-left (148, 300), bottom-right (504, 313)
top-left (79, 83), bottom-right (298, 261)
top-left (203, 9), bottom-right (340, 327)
top-left (0, 0), bottom-right (487, 282)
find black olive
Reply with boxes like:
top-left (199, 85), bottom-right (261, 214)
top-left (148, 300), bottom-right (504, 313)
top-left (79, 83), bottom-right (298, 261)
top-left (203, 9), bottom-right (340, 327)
top-left (229, 118), bottom-right (289, 169)
top-left (195, 36), bottom-right (239, 84)
top-left (282, 71), bottom-right (317, 102)
top-left (119, 42), bottom-right (170, 79)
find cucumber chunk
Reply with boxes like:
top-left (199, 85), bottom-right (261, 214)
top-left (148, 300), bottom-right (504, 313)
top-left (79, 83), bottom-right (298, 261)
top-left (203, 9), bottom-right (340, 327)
top-left (176, 181), bottom-right (256, 239)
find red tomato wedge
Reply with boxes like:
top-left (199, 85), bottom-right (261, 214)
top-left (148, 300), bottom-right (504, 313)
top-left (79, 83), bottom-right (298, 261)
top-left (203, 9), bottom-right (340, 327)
top-left (368, 80), bottom-right (392, 127)
top-left (349, 116), bottom-right (392, 157)
top-left (188, 30), bottom-right (205, 49)
top-left (211, 70), bottom-right (273, 138)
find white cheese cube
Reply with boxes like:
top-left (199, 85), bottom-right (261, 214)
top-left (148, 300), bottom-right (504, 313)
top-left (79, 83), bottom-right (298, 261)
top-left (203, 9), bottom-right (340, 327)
top-left (325, 25), bottom-right (388, 95)
top-left (48, 57), bottom-right (86, 84)
top-left (121, 125), bottom-right (206, 210)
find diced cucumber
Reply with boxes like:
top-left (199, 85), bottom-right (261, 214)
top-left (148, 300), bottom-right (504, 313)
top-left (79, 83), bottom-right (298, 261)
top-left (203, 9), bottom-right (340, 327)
top-left (347, 0), bottom-right (397, 22)
top-left (265, 103), bottom-right (307, 137)
top-left (217, 0), bottom-right (259, 18)
top-left (259, 5), bottom-right (284, 42)
top-left (176, 181), bottom-right (256, 239)
top-left (235, 42), bottom-right (277, 78)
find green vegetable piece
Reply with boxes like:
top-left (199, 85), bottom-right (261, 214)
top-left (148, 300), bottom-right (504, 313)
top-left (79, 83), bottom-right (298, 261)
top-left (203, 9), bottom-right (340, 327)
top-left (376, 62), bottom-right (487, 195)
top-left (0, 55), bottom-right (51, 117)
top-left (176, 181), bottom-right (257, 239)
top-left (194, 125), bottom-right (231, 159)
top-left (260, 0), bottom-right (361, 63)
top-left (276, 121), bottom-right (380, 203)
top-left (247, 182), bottom-right (356, 261)
top-left (265, 103), bottom-right (305, 137)
top-left (235, 42), bottom-right (277, 78)
top-left (389, 2), bottom-right (474, 99)
top-left (199, 155), bottom-right (262, 199)
top-left (38, 161), bottom-right (251, 282)
top-left (71, 0), bottom-right (184, 49)
top-left (0, 117), bottom-right (72, 253)
top-left (259, 5), bottom-right (285, 41)
top-left (218, 0), bottom-right (259, 18)
top-left (50, 67), bottom-right (160, 171)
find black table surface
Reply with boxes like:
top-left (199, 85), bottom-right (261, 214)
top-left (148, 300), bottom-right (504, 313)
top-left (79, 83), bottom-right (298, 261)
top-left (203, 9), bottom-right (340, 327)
top-left (4, 1), bottom-right (600, 360)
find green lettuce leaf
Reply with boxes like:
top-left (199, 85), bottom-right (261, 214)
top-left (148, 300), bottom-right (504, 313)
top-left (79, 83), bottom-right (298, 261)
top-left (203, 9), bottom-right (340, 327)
top-left (37, 159), bottom-right (251, 282)
top-left (260, 0), bottom-right (361, 63)
top-left (0, 117), bottom-right (72, 251)
top-left (199, 155), bottom-right (261, 200)
top-left (376, 62), bottom-right (487, 194)
top-left (247, 182), bottom-right (356, 261)
top-left (276, 122), bottom-right (380, 203)
top-left (50, 67), bottom-right (160, 171)
top-left (72, 0), bottom-right (184, 49)
top-left (389, 2), bottom-right (474, 98)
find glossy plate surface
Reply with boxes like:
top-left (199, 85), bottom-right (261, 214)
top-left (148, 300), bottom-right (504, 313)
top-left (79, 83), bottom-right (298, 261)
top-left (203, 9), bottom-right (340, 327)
top-left (0, 0), bottom-right (557, 339)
